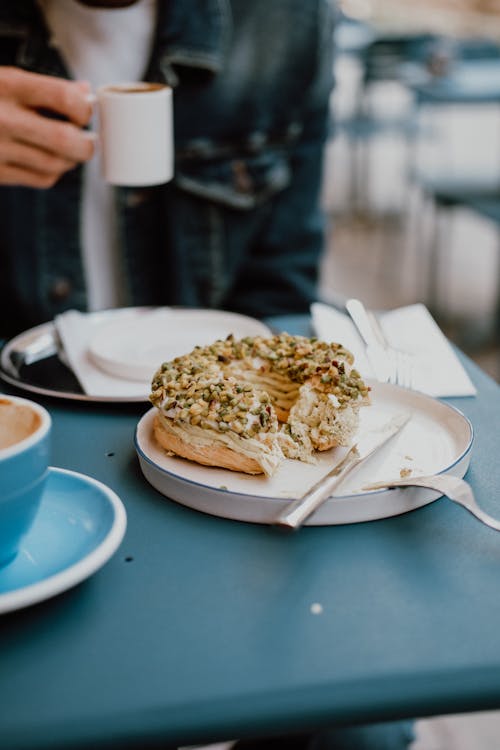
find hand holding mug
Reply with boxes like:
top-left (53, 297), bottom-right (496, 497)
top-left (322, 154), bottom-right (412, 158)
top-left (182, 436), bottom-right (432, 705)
top-left (0, 69), bottom-right (173, 189)
top-left (0, 67), bottom-right (95, 188)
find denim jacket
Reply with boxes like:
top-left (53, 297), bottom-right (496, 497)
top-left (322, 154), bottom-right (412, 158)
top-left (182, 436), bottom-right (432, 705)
top-left (0, 0), bottom-right (334, 337)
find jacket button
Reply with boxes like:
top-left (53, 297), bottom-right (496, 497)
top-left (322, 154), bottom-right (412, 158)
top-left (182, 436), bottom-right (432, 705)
top-left (247, 131), bottom-right (266, 152)
top-left (49, 278), bottom-right (72, 302)
top-left (232, 160), bottom-right (253, 193)
top-left (286, 122), bottom-right (303, 140)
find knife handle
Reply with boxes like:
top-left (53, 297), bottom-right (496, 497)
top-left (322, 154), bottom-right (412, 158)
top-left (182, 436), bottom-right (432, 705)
top-left (345, 298), bottom-right (380, 349)
top-left (274, 447), bottom-right (359, 530)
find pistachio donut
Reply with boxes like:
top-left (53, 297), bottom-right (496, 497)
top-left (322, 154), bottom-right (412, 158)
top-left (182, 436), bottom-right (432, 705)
top-left (150, 333), bottom-right (370, 476)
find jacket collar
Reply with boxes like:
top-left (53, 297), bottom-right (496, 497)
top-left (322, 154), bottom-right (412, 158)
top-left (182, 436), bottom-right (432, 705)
top-left (0, 1), bottom-right (231, 80)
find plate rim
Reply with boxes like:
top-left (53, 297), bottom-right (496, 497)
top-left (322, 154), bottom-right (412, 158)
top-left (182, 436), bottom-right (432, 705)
top-left (0, 319), bottom-right (144, 403)
top-left (0, 466), bottom-right (127, 615)
top-left (134, 381), bottom-right (474, 524)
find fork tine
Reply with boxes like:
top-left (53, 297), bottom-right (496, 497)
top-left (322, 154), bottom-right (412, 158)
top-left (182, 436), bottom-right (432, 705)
top-left (386, 349), bottom-right (399, 386)
top-left (345, 299), bottom-right (416, 390)
top-left (396, 351), bottom-right (413, 389)
top-left (366, 309), bottom-right (414, 389)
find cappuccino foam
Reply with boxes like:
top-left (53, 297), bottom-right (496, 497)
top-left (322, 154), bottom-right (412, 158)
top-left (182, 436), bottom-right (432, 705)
top-left (0, 399), bottom-right (41, 450)
top-left (104, 83), bottom-right (165, 94)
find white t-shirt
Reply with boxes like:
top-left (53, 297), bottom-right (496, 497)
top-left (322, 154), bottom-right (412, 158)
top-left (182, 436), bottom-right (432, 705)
top-left (38, 0), bottom-right (157, 310)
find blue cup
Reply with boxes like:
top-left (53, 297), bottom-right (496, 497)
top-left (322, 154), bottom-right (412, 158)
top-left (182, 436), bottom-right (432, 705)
top-left (0, 396), bottom-right (51, 567)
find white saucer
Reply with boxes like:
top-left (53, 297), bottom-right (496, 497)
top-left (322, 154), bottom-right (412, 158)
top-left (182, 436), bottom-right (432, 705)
top-left (0, 467), bottom-right (127, 614)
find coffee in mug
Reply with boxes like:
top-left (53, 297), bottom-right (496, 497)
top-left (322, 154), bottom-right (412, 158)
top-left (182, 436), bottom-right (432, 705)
top-left (105, 83), bottom-right (165, 94)
top-left (97, 82), bottom-right (173, 186)
top-left (0, 399), bottom-right (42, 449)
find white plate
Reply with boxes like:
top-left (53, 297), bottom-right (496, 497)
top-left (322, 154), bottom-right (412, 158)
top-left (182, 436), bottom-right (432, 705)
top-left (135, 381), bottom-right (473, 525)
top-left (0, 308), bottom-right (271, 403)
top-left (88, 308), bottom-right (272, 381)
top-left (0, 467), bottom-right (127, 614)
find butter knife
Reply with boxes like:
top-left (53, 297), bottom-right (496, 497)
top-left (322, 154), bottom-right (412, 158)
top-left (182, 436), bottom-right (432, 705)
top-left (274, 413), bottom-right (411, 530)
top-left (345, 298), bottom-right (391, 383)
top-left (4, 331), bottom-right (60, 378)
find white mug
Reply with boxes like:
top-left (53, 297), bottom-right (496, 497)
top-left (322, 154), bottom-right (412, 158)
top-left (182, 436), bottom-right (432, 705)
top-left (97, 82), bottom-right (173, 187)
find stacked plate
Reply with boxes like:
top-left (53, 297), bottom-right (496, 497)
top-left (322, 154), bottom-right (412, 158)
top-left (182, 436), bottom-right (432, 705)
top-left (0, 307), bottom-right (272, 403)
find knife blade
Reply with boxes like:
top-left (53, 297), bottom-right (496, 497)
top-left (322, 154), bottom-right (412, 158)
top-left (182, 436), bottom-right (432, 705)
top-left (345, 298), bottom-right (392, 383)
top-left (5, 331), bottom-right (60, 378)
top-left (274, 412), bottom-right (411, 530)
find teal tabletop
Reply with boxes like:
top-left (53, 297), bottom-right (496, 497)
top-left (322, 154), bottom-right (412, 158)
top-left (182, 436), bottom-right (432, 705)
top-left (0, 315), bottom-right (499, 750)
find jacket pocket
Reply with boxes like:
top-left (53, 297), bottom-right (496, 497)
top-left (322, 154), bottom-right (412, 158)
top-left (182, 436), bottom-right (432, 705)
top-left (174, 149), bottom-right (292, 210)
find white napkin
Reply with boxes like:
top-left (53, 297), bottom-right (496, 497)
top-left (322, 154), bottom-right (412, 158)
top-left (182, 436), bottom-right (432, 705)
top-left (54, 309), bottom-right (149, 399)
top-left (311, 302), bottom-right (477, 398)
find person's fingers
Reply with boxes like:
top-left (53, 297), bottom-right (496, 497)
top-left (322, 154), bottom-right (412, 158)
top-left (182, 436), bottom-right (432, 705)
top-left (0, 139), bottom-right (78, 178)
top-left (24, 117), bottom-right (97, 163)
top-left (0, 68), bottom-right (96, 186)
top-left (0, 67), bottom-right (94, 127)
top-left (0, 98), bottom-right (96, 163)
top-left (0, 162), bottom-right (65, 189)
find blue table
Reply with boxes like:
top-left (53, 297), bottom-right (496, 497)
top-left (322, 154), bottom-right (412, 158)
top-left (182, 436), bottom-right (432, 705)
top-left (0, 316), bottom-right (499, 750)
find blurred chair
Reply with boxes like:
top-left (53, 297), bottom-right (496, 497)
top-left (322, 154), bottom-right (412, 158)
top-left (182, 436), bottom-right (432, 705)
top-left (333, 13), bottom-right (375, 59)
top-left (334, 29), bottom-right (440, 210)
top-left (419, 185), bottom-right (500, 315)
top-left (405, 38), bottom-right (500, 320)
top-left (419, 187), bottom-right (500, 363)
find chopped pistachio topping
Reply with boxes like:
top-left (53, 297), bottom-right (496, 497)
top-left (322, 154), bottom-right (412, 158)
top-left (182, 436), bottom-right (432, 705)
top-left (150, 333), bottom-right (370, 447)
top-left (151, 356), bottom-right (278, 439)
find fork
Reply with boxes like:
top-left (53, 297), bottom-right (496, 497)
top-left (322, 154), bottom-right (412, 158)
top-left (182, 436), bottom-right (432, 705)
top-left (364, 474), bottom-right (500, 532)
top-left (345, 298), bottom-right (415, 389)
top-left (367, 309), bottom-right (415, 390)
